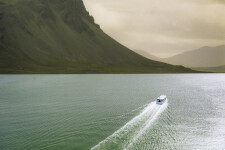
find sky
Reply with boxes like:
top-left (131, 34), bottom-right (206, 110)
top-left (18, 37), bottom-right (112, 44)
top-left (83, 0), bottom-right (225, 58)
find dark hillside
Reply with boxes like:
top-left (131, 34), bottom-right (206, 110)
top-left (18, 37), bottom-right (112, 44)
top-left (0, 0), bottom-right (196, 73)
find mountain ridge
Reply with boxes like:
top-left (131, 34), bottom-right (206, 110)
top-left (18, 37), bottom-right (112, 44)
top-left (134, 45), bottom-right (225, 71)
top-left (164, 45), bottom-right (225, 68)
top-left (132, 50), bottom-right (164, 62)
top-left (0, 0), bottom-right (197, 73)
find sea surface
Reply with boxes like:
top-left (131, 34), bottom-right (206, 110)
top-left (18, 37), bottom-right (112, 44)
top-left (0, 74), bottom-right (225, 150)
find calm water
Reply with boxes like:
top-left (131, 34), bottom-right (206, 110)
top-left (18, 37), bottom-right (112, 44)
top-left (0, 74), bottom-right (225, 150)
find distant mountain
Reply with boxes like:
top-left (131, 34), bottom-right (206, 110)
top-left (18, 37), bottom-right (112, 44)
top-left (192, 65), bottom-right (225, 73)
top-left (0, 0), bottom-right (196, 73)
top-left (134, 46), bottom-right (225, 72)
top-left (164, 45), bottom-right (225, 67)
top-left (132, 50), bottom-right (164, 62)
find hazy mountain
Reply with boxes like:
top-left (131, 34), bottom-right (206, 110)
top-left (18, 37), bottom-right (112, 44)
top-left (192, 65), bottom-right (225, 73)
top-left (132, 50), bottom-right (164, 62)
top-left (164, 45), bottom-right (225, 68)
top-left (0, 0), bottom-right (196, 73)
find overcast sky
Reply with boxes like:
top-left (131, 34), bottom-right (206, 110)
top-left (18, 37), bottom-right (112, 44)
top-left (83, 0), bottom-right (225, 57)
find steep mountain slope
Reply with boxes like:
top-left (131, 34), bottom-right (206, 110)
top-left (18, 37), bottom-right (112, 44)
top-left (164, 45), bottom-right (225, 67)
top-left (0, 0), bottom-right (196, 73)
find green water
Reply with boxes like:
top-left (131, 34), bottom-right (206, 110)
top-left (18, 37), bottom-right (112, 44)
top-left (0, 74), bottom-right (225, 150)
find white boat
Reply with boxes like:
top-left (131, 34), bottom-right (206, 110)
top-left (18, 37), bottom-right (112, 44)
top-left (156, 95), bottom-right (167, 105)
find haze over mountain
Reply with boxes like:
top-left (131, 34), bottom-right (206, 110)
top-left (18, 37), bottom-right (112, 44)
top-left (84, 0), bottom-right (225, 57)
top-left (135, 45), bottom-right (225, 68)
top-left (132, 50), bottom-right (163, 62)
top-left (0, 0), bottom-right (196, 73)
top-left (164, 45), bottom-right (225, 68)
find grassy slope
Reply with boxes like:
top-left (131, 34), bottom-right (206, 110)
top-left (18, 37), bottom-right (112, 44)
top-left (0, 0), bottom-right (197, 73)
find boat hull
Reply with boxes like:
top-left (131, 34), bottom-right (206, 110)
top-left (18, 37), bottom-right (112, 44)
top-left (156, 98), bottom-right (167, 105)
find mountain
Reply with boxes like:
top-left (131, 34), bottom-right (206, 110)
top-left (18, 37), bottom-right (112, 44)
top-left (0, 0), bottom-right (196, 73)
top-left (164, 45), bottom-right (225, 68)
top-left (192, 65), bottom-right (225, 73)
top-left (132, 50), bottom-right (164, 62)
top-left (134, 46), bottom-right (225, 72)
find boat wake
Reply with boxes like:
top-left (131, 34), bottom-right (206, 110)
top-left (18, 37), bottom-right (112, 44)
top-left (91, 100), bottom-right (168, 150)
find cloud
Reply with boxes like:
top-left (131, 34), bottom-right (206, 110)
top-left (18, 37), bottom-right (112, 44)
top-left (83, 0), bottom-right (225, 57)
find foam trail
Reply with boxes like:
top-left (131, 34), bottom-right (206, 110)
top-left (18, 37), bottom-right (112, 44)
top-left (91, 100), bottom-right (168, 150)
